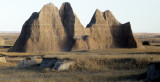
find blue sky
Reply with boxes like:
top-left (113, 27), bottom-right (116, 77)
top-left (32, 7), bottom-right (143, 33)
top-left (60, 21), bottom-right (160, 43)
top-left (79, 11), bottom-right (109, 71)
top-left (0, 0), bottom-right (160, 33)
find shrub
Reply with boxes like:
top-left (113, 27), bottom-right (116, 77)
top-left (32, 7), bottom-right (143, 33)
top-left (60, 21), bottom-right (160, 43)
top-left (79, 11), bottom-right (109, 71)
top-left (142, 41), bottom-right (150, 45)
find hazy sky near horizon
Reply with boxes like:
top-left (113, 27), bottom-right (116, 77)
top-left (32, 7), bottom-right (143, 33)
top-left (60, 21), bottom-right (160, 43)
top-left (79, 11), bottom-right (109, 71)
top-left (0, 0), bottom-right (160, 33)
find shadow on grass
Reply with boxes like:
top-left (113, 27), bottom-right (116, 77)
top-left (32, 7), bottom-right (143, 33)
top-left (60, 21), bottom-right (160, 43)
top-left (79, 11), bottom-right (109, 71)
top-left (92, 72), bottom-right (147, 81)
top-left (114, 72), bottom-right (147, 81)
top-left (125, 52), bottom-right (160, 55)
top-left (15, 64), bottom-right (47, 73)
top-left (106, 58), bottom-right (149, 70)
top-left (0, 46), bottom-right (12, 48)
top-left (152, 44), bottom-right (160, 46)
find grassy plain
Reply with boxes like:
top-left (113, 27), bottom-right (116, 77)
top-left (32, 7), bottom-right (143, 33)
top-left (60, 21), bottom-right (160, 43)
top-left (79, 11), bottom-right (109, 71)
top-left (0, 33), bottom-right (160, 81)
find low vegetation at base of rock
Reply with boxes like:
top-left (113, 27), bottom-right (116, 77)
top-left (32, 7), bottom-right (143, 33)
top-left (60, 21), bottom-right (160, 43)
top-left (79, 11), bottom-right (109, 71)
top-left (37, 56), bottom-right (151, 72)
top-left (142, 41), bottom-right (150, 45)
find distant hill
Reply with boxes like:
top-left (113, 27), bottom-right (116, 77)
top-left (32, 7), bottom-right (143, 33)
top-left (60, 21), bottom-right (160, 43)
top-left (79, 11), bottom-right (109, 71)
top-left (0, 31), bottom-right (20, 33)
top-left (134, 33), bottom-right (160, 39)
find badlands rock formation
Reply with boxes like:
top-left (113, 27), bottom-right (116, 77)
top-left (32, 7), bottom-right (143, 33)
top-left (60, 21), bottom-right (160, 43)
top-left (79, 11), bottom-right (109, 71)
top-left (80, 10), bottom-right (142, 50)
top-left (10, 3), bottom-right (67, 52)
top-left (9, 2), bottom-right (142, 52)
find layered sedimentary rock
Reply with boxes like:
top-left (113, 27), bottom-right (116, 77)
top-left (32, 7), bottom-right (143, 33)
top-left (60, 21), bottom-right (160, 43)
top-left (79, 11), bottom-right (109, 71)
top-left (9, 3), bottom-right (67, 52)
top-left (9, 2), bottom-right (142, 52)
top-left (73, 9), bottom-right (142, 50)
top-left (85, 9), bottom-right (113, 50)
top-left (59, 2), bottom-right (87, 51)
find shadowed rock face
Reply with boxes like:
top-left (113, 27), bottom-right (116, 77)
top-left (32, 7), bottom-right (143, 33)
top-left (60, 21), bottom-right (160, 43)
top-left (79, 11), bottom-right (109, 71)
top-left (9, 2), bottom-right (142, 52)
top-left (59, 2), bottom-right (88, 51)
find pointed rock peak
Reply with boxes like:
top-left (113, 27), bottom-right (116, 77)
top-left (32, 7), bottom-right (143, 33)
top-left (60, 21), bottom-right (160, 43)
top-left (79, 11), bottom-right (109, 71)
top-left (60, 2), bottom-right (74, 19)
top-left (103, 10), bottom-right (119, 23)
top-left (60, 2), bottom-right (73, 13)
top-left (94, 9), bottom-right (105, 19)
top-left (48, 3), bottom-right (54, 5)
top-left (42, 3), bottom-right (55, 8)
top-left (39, 3), bottom-right (59, 19)
top-left (95, 9), bottom-right (101, 13)
top-left (104, 10), bottom-right (112, 14)
top-left (125, 22), bottom-right (130, 25)
top-left (122, 22), bottom-right (131, 27)
top-left (86, 9), bottom-right (105, 27)
top-left (61, 2), bottom-right (72, 7)
top-left (40, 3), bottom-right (57, 12)
top-left (103, 10), bottom-right (114, 19)
top-left (94, 9), bottom-right (103, 16)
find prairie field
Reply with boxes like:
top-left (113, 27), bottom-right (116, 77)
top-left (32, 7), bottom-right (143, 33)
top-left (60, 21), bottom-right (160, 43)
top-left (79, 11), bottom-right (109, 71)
top-left (0, 33), bottom-right (160, 82)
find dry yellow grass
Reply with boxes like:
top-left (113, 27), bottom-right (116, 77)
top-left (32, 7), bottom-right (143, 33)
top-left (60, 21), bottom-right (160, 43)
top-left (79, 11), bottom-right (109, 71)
top-left (0, 60), bottom-right (148, 82)
top-left (0, 33), bottom-right (160, 81)
top-left (0, 33), bottom-right (19, 46)
top-left (0, 52), bottom-right (42, 56)
top-left (0, 62), bottom-right (16, 67)
top-left (1, 45), bottom-right (160, 56)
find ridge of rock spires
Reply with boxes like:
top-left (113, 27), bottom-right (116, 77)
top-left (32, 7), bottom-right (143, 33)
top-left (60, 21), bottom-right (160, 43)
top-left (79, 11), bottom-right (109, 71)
top-left (9, 2), bottom-right (142, 52)
top-left (85, 9), bottom-right (142, 49)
